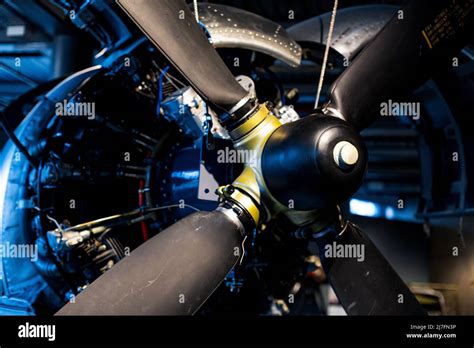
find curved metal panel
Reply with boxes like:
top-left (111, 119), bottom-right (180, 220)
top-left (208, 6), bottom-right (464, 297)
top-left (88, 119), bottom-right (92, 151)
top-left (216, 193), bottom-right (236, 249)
top-left (0, 66), bottom-right (103, 302)
top-left (287, 5), bottom-right (397, 60)
top-left (196, 3), bottom-right (302, 67)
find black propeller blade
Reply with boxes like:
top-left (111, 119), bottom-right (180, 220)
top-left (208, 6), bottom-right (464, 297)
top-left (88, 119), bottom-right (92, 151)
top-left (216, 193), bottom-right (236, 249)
top-left (328, 0), bottom-right (474, 130)
top-left (57, 210), bottom-right (244, 315)
top-left (116, 0), bottom-right (247, 112)
top-left (316, 223), bottom-right (426, 315)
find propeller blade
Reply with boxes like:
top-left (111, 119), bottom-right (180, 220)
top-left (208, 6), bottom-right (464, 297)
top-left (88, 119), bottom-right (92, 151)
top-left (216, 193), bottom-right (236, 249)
top-left (317, 222), bottom-right (426, 315)
top-left (117, 0), bottom-right (247, 112)
top-left (56, 210), bottom-right (244, 315)
top-left (328, 0), bottom-right (474, 130)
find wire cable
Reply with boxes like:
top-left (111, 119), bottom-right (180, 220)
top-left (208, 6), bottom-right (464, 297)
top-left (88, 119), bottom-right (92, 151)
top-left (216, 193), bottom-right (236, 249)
top-left (193, 0), bottom-right (199, 22)
top-left (146, 204), bottom-right (200, 213)
top-left (156, 65), bottom-right (170, 116)
top-left (314, 0), bottom-right (339, 109)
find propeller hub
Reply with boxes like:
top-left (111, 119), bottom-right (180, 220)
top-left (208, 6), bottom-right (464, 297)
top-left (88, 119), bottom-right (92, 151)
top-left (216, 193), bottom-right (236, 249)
top-left (261, 114), bottom-right (367, 211)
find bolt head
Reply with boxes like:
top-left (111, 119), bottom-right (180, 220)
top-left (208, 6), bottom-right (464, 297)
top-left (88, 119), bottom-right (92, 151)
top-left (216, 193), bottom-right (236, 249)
top-left (333, 141), bottom-right (359, 169)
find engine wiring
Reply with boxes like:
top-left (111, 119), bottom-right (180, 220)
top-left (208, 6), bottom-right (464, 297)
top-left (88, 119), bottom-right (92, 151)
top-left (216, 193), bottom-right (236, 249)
top-left (138, 178), bottom-right (150, 241)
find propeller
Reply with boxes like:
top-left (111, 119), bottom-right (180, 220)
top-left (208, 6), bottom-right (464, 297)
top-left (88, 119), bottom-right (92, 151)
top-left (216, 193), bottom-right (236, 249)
top-left (58, 0), bottom-right (473, 316)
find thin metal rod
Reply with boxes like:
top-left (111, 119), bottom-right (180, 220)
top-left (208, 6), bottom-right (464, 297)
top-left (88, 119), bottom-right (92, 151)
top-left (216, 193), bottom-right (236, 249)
top-left (314, 0), bottom-right (339, 109)
top-left (193, 0), bottom-right (199, 22)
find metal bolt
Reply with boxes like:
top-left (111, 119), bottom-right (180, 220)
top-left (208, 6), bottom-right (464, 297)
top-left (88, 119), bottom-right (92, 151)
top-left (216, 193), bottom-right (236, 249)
top-left (333, 141), bottom-right (359, 169)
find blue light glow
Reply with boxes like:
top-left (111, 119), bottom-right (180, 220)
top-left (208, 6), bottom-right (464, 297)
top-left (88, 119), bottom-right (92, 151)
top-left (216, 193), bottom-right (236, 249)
top-left (385, 206), bottom-right (395, 220)
top-left (349, 199), bottom-right (380, 217)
